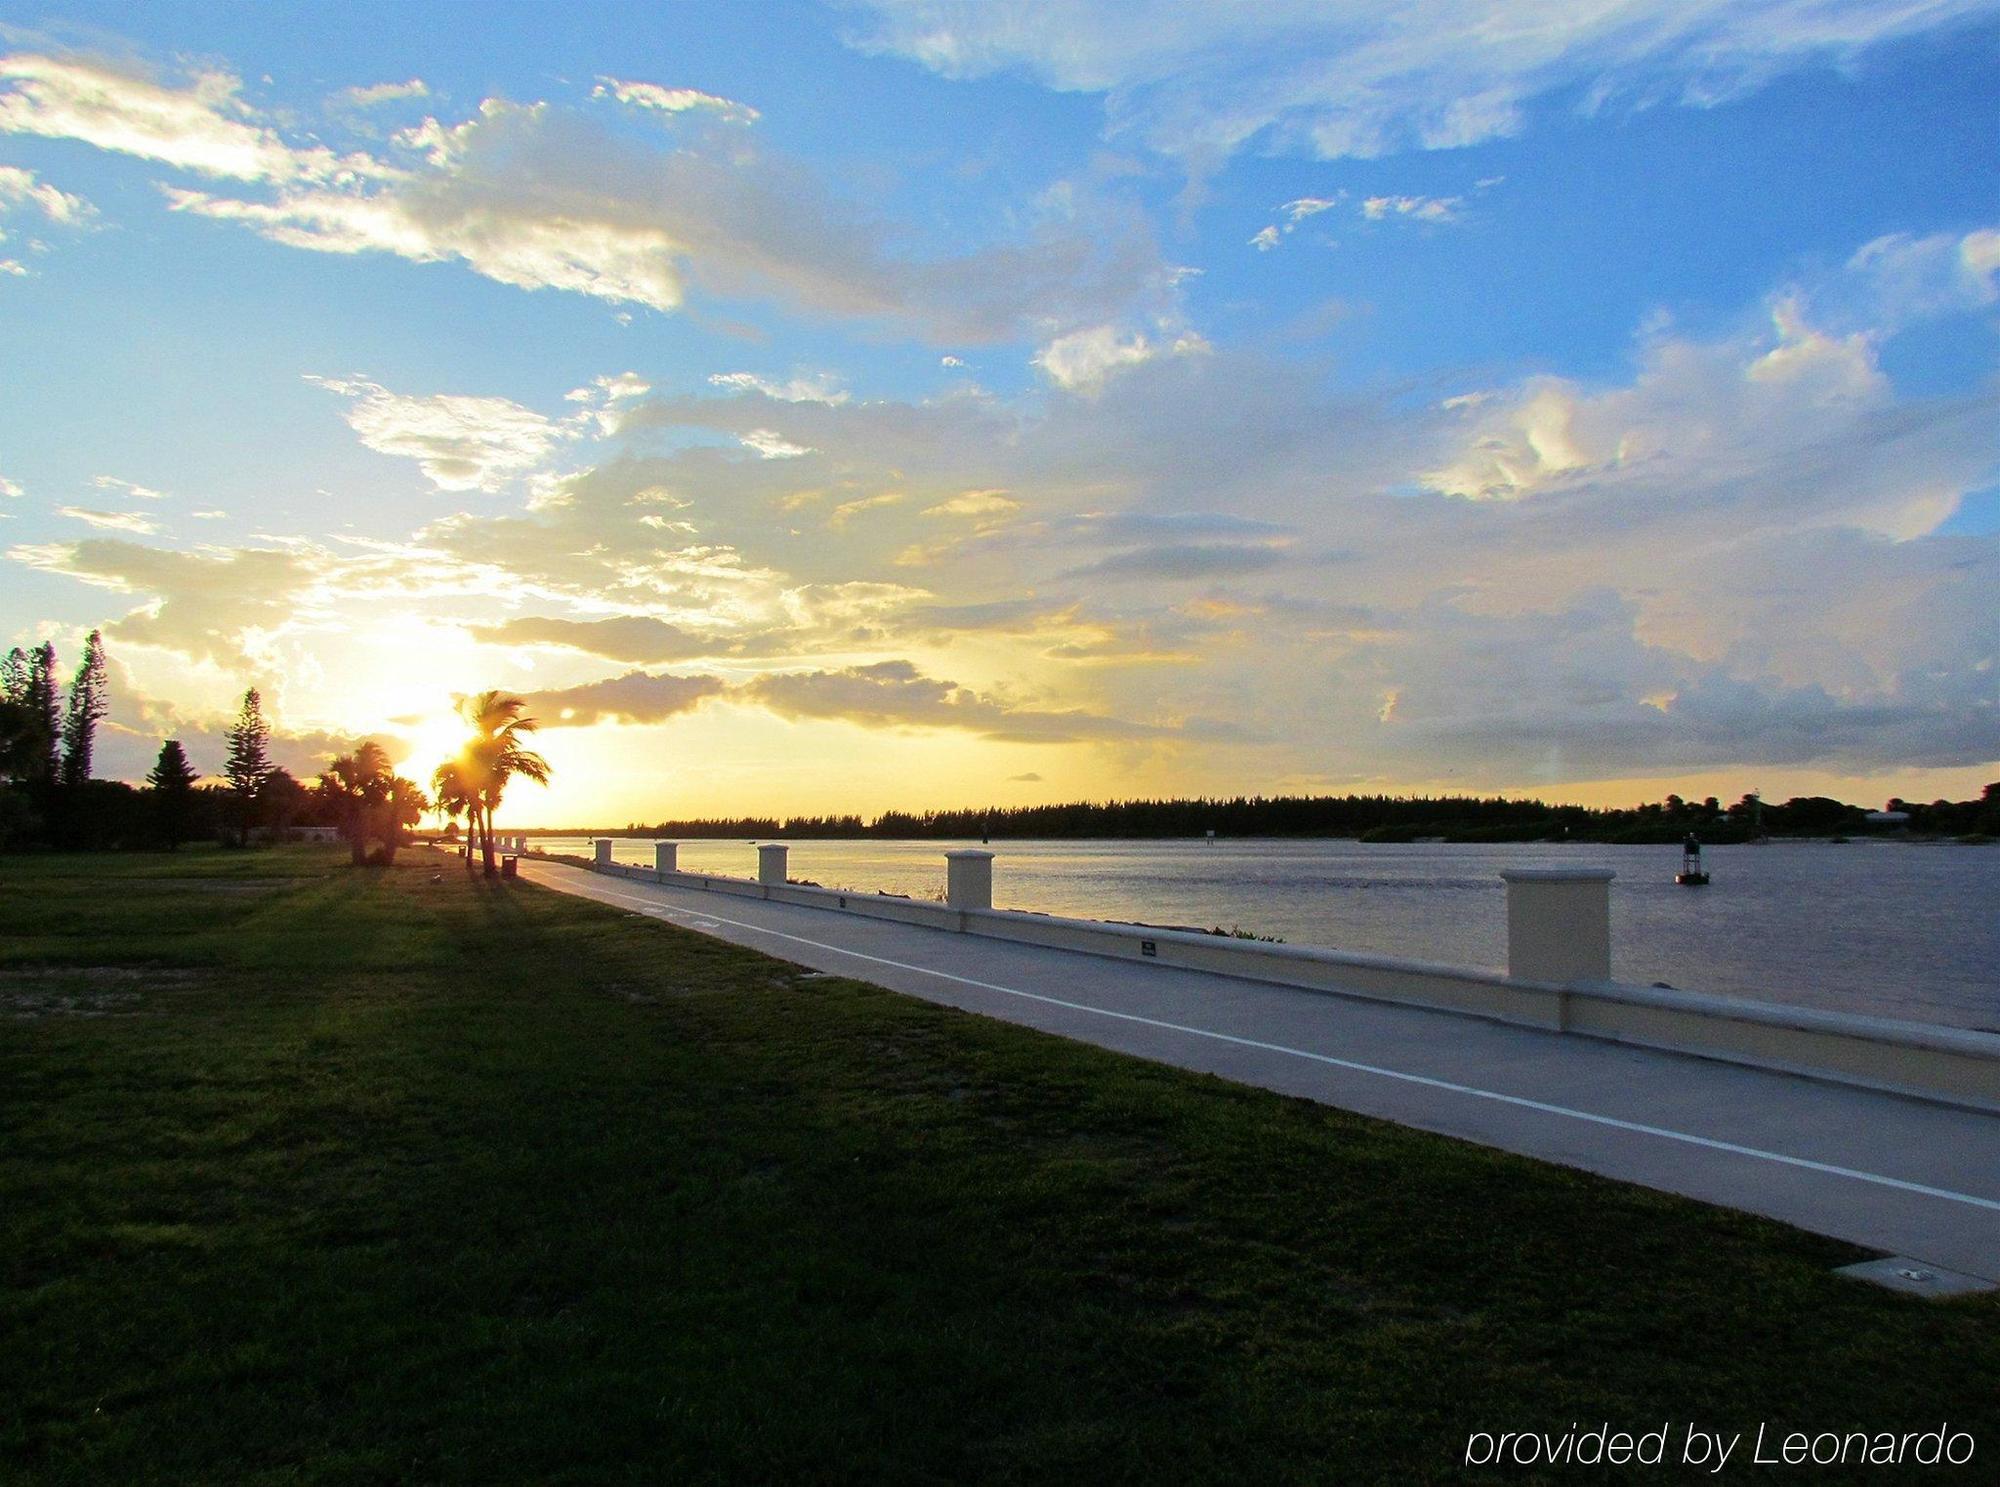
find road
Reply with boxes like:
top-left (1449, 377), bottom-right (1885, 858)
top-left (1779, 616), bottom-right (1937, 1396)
top-left (521, 856), bottom-right (2000, 1288)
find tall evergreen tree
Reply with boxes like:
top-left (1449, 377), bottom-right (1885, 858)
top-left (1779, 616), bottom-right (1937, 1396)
top-left (147, 739), bottom-right (200, 850)
top-left (59, 630), bottom-right (108, 787)
top-left (22, 642), bottom-right (61, 784)
top-left (223, 687), bottom-right (272, 846)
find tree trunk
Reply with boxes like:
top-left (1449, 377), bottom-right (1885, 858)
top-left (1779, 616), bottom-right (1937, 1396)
top-left (481, 799), bottom-right (498, 877)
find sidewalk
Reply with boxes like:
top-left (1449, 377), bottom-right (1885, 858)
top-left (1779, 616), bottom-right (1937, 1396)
top-left (521, 857), bottom-right (2000, 1285)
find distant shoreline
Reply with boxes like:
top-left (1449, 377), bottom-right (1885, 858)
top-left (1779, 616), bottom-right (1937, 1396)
top-left (499, 829), bottom-right (1994, 847)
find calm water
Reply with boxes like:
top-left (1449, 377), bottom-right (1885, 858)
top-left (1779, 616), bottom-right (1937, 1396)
top-left (533, 837), bottom-right (2000, 1032)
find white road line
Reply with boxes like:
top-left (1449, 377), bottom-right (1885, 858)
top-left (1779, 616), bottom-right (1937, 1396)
top-left (555, 869), bottom-right (2000, 1217)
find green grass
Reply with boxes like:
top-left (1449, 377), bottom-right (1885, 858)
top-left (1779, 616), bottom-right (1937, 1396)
top-left (2, 845), bottom-right (1994, 1484)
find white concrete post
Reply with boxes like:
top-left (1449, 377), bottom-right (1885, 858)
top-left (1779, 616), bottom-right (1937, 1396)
top-left (945, 849), bottom-right (994, 911)
top-left (1500, 867), bottom-right (1614, 984)
top-left (593, 838), bottom-right (613, 869)
top-left (655, 841), bottom-right (679, 877)
top-left (758, 843), bottom-right (788, 886)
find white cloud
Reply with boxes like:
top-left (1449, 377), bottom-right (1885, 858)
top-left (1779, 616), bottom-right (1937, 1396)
top-left (1361, 193), bottom-right (1462, 223)
top-left (0, 163), bottom-right (92, 223)
top-left (1421, 297), bottom-right (1902, 516)
top-left (57, 506), bottom-right (161, 534)
top-left (592, 76), bottom-right (759, 125)
top-left (1836, 224), bottom-right (2000, 327)
top-left (338, 78), bottom-right (429, 108)
top-left (940, 355), bottom-right (965, 367)
top-left (160, 89), bottom-right (1164, 339)
top-left (848, 1), bottom-right (1996, 163)
top-left (565, 371), bottom-right (653, 413)
top-left (1282, 196), bottom-right (1342, 222)
top-left (93, 475), bottom-right (166, 501)
top-left (1249, 225), bottom-right (1279, 251)
top-left (922, 489), bottom-right (1019, 519)
top-left (0, 474), bottom-right (22, 498)
top-left (0, 51), bottom-right (388, 184)
top-left (1033, 324), bottom-right (1156, 391)
top-left (308, 374), bottom-right (568, 491)
top-left (708, 370), bottom-right (849, 404)
top-left (740, 428), bottom-right (813, 459)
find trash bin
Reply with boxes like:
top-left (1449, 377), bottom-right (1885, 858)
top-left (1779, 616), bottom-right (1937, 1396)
top-left (501, 855), bottom-right (518, 879)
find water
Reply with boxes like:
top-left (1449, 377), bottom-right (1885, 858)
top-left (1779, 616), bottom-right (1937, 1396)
top-left (530, 836), bottom-right (2000, 1032)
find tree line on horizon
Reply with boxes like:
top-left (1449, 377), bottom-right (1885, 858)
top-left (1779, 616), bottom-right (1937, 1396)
top-left (608, 785), bottom-right (2000, 844)
top-left (0, 637), bottom-right (551, 870)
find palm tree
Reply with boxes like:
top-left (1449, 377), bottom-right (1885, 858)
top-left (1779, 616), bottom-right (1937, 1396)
top-left (455, 691), bottom-right (551, 877)
top-left (431, 757), bottom-right (478, 869)
top-left (319, 741), bottom-right (428, 866)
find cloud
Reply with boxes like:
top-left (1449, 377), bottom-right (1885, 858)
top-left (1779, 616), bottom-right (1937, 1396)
top-left (522, 669), bottom-right (726, 725)
top-left (309, 374), bottom-right (567, 491)
top-left (158, 87), bottom-right (1166, 340)
top-left (1033, 323), bottom-right (1158, 391)
top-left (0, 51), bottom-right (386, 183)
top-left (0, 162), bottom-right (92, 223)
top-left (707, 370), bottom-right (848, 404)
top-left (1832, 224), bottom-right (2000, 328)
top-left (92, 474), bottom-right (165, 501)
top-left (740, 428), bottom-right (813, 459)
top-left (0, 474), bottom-right (23, 498)
top-left (55, 506), bottom-right (160, 534)
top-left (738, 659), bottom-right (1177, 742)
top-left (1361, 193), bottom-right (1461, 223)
top-left (593, 76), bottom-right (758, 125)
top-left (828, 492), bottom-right (903, 527)
top-left (1007, 771), bottom-right (1044, 782)
top-left (338, 78), bottom-right (430, 108)
top-left (16, 213), bottom-right (2000, 789)
top-left (9, 536), bottom-right (322, 666)
top-left (1067, 543), bottom-right (1289, 580)
top-left (469, 614), bottom-right (729, 663)
top-left (1249, 225), bottom-right (1280, 251)
top-left (940, 355), bottom-right (965, 367)
top-left (1418, 297), bottom-right (1910, 520)
top-left (849, 2), bottom-right (2000, 165)
top-left (91, 659), bottom-right (365, 785)
top-left (921, 489), bottom-right (1019, 519)
top-left (1283, 196), bottom-right (1342, 222)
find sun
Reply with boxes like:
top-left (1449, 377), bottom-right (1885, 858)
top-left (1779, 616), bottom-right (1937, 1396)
top-left (400, 709), bottom-right (472, 780)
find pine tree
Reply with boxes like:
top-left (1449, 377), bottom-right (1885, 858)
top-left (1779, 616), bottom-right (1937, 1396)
top-left (22, 642), bottom-right (60, 783)
top-left (148, 739), bottom-right (200, 850)
top-left (59, 630), bottom-right (109, 788)
top-left (223, 687), bottom-right (272, 846)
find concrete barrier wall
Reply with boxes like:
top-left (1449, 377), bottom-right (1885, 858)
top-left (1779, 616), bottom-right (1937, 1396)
top-left (536, 844), bottom-right (2000, 1114)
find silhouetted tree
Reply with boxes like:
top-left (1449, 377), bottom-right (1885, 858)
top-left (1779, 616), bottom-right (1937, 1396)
top-left (2, 642), bottom-right (61, 784)
top-left (59, 630), bottom-right (109, 788)
top-left (319, 742), bottom-right (427, 865)
top-left (431, 757), bottom-right (478, 870)
top-left (223, 687), bottom-right (272, 845)
top-left (455, 691), bottom-right (551, 876)
top-left (147, 739), bottom-right (199, 850)
top-left (261, 767), bottom-right (311, 839)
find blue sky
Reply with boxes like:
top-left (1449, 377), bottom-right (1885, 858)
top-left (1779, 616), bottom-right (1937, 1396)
top-left (2, 2), bottom-right (1997, 819)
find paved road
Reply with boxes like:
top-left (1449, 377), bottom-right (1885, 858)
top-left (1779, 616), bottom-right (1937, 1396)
top-left (521, 857), bottom-right (2000, 1285)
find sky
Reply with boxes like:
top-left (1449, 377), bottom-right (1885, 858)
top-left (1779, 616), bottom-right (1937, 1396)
top-left (1, 1), bottom-right (1997, 825)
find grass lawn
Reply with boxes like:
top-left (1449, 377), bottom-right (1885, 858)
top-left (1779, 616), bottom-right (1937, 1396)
top-left (3, 845), bottom-right (1995, 1483)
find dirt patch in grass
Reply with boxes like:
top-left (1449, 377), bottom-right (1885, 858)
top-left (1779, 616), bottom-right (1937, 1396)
top-left (0, 965), bottom-right (202, 1018)
top-left (124, 878), bottom-right (303, 894)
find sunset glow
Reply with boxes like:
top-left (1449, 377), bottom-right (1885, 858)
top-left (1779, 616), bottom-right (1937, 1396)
top-left (4, 3), bottom-right (1997, 821)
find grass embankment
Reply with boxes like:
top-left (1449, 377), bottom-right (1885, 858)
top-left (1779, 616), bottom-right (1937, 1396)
top-left (3, 847), bottom-right (1995, 1483)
